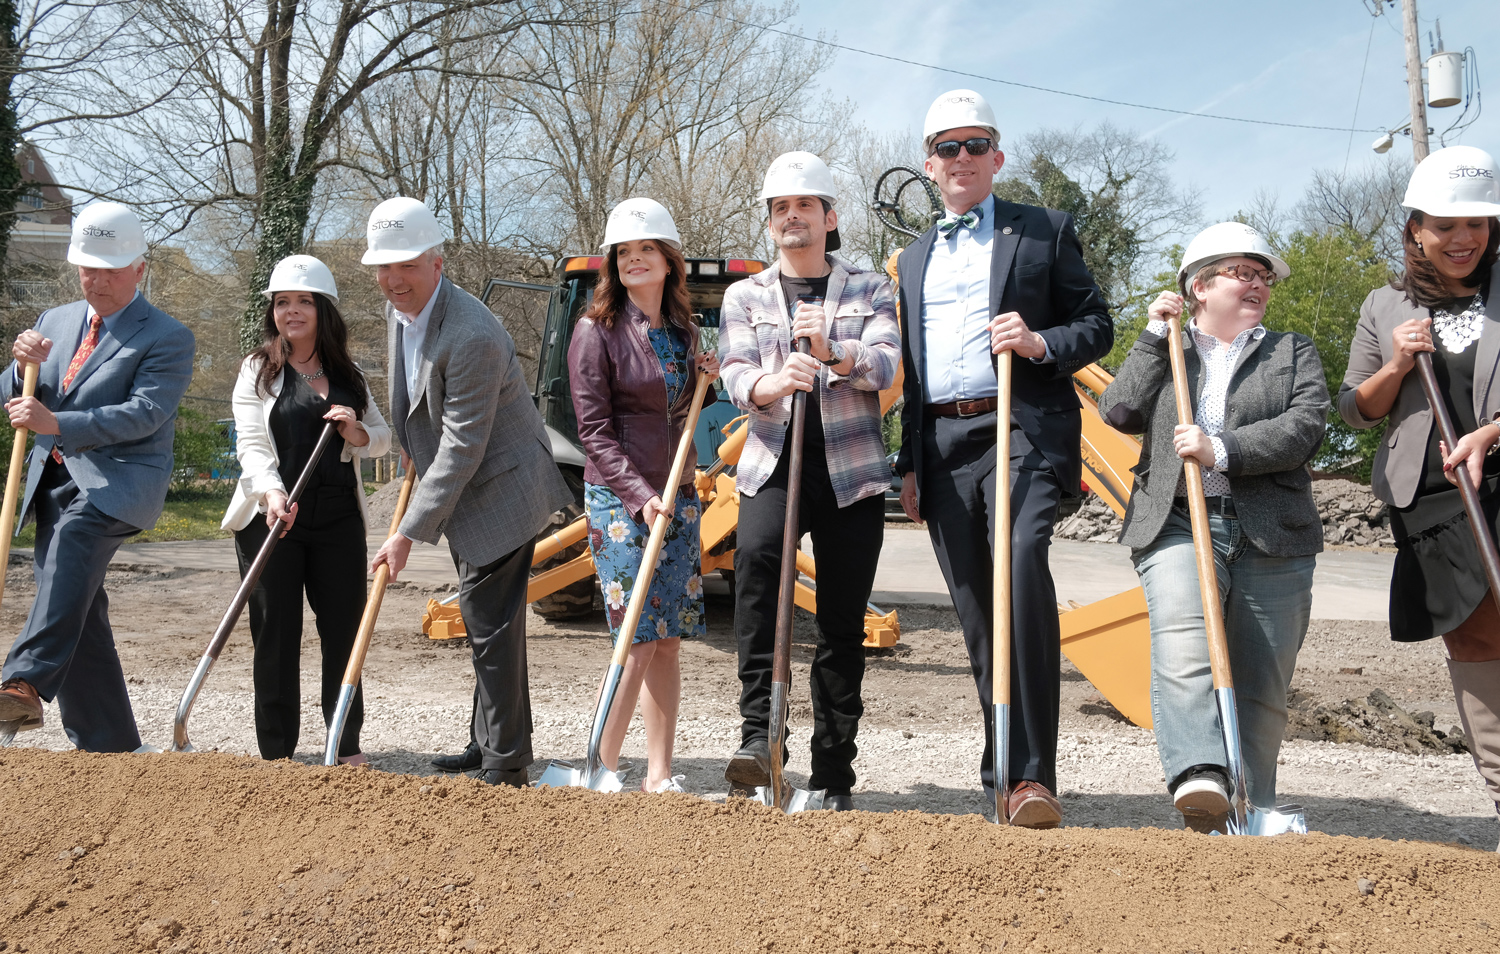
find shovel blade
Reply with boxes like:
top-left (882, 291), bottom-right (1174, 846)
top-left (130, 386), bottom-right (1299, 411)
top-left (0, 719), bottom-right (22, 748)
top-left (751, 784), bottom-right (826, 813)
top-left (534, 759), bottom-right (627, 793)
top-left (133, 743), bottom-right (164, 754)
top-left (1242, 804), bottom-right (1308, 837)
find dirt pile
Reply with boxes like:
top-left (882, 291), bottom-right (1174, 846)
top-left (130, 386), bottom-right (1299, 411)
top-left (2, 749), bottom-right (1497, 954)
top-left (364, 479), bottom-right (409, 533)
top-left (1288, 688), bottom-right (1469, 755)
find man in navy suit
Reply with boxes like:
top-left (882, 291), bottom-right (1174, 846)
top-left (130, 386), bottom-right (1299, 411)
top-left (895, 90), bottom-right (1112, 826)
top-left (0, 201), bottom-right (195, 751)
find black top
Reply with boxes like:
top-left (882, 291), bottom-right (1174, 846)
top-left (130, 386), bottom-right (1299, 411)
top-left (779, 273), bottom-right (830, 455)
top-left (1391, 285), bottom-right (1500, 539)
top-left (270, 366), bottom-right (359, 495)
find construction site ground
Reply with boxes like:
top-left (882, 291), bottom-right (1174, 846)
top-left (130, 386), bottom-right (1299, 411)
top-left (3, 529), bottom-right (1496, 953)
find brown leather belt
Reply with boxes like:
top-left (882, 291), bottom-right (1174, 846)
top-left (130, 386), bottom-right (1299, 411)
top-left (926, 397), bottom-right (999, 419)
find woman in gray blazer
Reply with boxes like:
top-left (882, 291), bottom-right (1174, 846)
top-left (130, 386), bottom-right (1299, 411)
top-left (1339, 146), bottom-right (1500, 839)
top-left (1101, 223), bottom-right (1328, 832)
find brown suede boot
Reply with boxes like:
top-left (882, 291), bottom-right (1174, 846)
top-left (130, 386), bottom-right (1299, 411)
top-left (1447, 657), bottom-right (1500, 851)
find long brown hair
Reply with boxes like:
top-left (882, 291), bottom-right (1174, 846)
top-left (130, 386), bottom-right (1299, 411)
top-left (251, 291), bottom-right (368, 416)
top-left (584, 240), bottom-right (695, 340)
top-left (1394, 210), bottom-right (1500, 309)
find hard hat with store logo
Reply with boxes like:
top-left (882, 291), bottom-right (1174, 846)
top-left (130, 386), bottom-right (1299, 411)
top-left (1177, 222), bottom-right (1290, 293)
top-left (361, 196), bottom-right (445, 265)
top-left (600, 197), bottom-right (681, 250)
top-left (263, 254), bottom-right (339, 302)
top-left (67, 201), bottom-right (149, 269)
top-left (759, 151), bottom-right (841, 252)
top-left (922, 89), bottom-right (1000, 151)
top-left (1401, 145), bottom-right (1500, 218)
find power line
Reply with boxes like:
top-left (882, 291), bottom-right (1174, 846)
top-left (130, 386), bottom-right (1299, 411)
top-left (709, 11), bottom-right (1388, 134)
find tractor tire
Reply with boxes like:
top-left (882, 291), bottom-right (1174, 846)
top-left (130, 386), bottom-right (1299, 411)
top-left (530, 473), bottom-right (598, 621)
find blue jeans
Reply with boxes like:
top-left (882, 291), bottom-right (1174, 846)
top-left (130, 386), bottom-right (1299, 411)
top-left (1131, 505), bottom-right (1314, 808)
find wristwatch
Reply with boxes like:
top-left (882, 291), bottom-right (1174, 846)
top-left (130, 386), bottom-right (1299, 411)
top-left (819, 341), bottom-right (845, 367)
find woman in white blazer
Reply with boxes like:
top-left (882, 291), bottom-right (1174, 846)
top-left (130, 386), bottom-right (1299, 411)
top-left (221, 255), bottom-right (390, 763)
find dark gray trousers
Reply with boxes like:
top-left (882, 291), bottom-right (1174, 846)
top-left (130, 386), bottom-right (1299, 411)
top-left (453, 538), bottom-right (535, 771)
top-left (920, 413), bottom-right (1063, 798)
top-left (2, 460), bottom-right (142, 752)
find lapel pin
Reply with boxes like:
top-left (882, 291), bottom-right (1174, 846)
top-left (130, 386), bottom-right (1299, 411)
top-left (1002, 226), bottom-right (1013, 235)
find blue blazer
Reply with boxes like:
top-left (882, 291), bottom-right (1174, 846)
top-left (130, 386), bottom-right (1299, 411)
top-left (7, 296), bottom-right (195, 531)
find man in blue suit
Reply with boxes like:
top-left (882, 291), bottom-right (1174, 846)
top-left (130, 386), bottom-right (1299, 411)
top-left (0, 201), bottom-right (195, 751)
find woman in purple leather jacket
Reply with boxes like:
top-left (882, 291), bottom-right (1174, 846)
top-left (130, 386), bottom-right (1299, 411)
top-left (567, 198), bottom-right (719, 793)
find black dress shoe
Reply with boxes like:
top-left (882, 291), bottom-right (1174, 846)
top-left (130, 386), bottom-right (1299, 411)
top-left (431, 742), bottom-right (482, 773)
top-left (477, 767), bottom-right (529, 788)
top-left (724, 739), bottom-right (771, 787)
top-left (825, 794), bottom-right (854, 812)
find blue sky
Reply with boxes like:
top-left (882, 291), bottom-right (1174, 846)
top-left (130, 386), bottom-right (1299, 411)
top-left (791, 0), bottom-right (1499, 234)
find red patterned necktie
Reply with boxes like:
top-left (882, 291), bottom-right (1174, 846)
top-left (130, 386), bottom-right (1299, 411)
top-left (50, 313), bottom-right (103, 463)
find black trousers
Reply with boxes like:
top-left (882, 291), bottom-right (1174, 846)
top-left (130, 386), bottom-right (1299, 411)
top-left (921, 413), bottom-right (1063, 797)
top-left (454, 538), bottom-right (536, 772)
top-left (734, 446), bottom-right (884, 792)
top-left (2, 460), bottom-right (141, 752)
top-left (234, 490), bottom-right (367, 760)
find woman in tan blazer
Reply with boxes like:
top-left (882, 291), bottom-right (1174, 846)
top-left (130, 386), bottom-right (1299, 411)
top-left (1339, 146), bottom-right (1500, 843)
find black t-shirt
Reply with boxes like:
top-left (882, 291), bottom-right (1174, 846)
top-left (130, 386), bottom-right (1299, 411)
top-left (779, 273), bottom-right (830, 454)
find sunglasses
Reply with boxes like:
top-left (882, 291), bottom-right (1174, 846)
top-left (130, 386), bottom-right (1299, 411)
top-left (930, 137), bottom-right (995, 160)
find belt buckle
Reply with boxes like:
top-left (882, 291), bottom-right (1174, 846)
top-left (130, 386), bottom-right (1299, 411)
top-left (955, 399), bottom-right (981, 419)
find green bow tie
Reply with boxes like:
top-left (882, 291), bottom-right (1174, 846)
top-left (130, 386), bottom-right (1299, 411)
top-left (937, 210), bottom-right (980, 236)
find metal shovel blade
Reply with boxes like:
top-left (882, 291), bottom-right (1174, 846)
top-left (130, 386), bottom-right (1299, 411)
top-left (1213, 686), bottom-right (1307, 837)
top-left (750, 783), bottom-right (826, 813)
top-left (534, 759), bottom-right (626, 793)
top-left (0, 719), bottom-right (22, 747)
top-left (1237, 805), bottom-right (1308, 837)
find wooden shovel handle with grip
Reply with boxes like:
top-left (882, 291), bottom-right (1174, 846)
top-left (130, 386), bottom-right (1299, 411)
top-left (1413, 352), bottom-right (1500, 616)
top-left (337, 465), bottom-right (417, 687)
top-left (0, 362), bottom-right (39, 612)
top-left (992, 351), bottom-right (1013, 710)
top-left (1164, 315), bottom-right (1234, 691)
top-left (606, 372), bottom-right (715, 667)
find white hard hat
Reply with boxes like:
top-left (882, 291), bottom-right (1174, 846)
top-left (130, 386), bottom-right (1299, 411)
top-left (1178, 222), bottom-right (1290, 290)
top-left (922, 89), bottom-right (1000, 151)
top-left (68, 201), bottom-right (148, 269)
top-left (600, 197), bottom-right (681, 250)
top-left (361, 196), bottom-right (445, 265)
top-left (759, 151), bottom-right (841, 252)
top-left (1401, 145), bottom-right (1500, 218)
top-left (263, 254), bottom-right (339, 302)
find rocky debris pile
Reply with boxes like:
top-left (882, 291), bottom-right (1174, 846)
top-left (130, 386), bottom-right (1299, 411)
top-left (2, 748), bottom-right (1499, 953)
top-left (1286, 687), bottom-right (1468, 755)
top-left (1056, 478), bottom-right (1397, 549)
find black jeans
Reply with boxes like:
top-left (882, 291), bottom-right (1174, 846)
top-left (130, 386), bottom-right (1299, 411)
top-left (234, 488), bottom-right (366, 760)
top-left (733, 446), bottom-right (884, 792)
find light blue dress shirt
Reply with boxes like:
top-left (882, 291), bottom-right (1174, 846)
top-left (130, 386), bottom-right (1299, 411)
top-left (395, 280), bottom-right (441, 404)
top-left (920, 196), bottom-right (998, 405)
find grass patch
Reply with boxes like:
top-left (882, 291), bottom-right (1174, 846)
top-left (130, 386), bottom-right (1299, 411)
top-left (11, 484), bottom-right (235, 548)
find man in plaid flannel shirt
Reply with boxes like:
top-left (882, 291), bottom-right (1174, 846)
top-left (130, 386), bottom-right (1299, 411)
top-left (717, 152), bottom-right (901, 811)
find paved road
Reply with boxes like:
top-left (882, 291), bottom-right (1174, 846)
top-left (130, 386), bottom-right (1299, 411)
top-left (85, 523), bottom-right (1395, 623)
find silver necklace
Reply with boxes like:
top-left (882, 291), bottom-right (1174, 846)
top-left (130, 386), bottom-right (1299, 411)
top-left (1432, 292), bottom-right (1487, 354)
top-left (297, 367), bottom-right (325, 381)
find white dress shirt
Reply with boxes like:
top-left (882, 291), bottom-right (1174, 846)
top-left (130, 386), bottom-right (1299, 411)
top-left (921, 195), bottom-right (997, 405)
top-left (1148, 316), bottom-right (1265, 496)
top-left (395, 281), bottom-right (441, 404)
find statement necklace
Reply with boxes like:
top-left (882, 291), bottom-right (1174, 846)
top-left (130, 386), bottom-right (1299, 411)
top-left (1432, 292), bottom-right (1487, 354)
top-left (297, 368), bottom-right (326, 381)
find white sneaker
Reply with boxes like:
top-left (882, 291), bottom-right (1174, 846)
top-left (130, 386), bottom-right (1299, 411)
top-left (643, 775), bottom-right (687, 794)
top-left (1174, 775), bottom-right (1231, 816)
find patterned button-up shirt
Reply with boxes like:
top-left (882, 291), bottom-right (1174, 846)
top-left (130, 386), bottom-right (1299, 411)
top-left (1148, 317), bottom-right (1266, 497)
top-left (718, 256), bottom-right (901, 507)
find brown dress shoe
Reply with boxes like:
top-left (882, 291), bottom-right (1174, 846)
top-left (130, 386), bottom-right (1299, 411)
top-left (0, 678), bottom-right (43, 730)
top-left (1007, 780), bottom-right (1062, 829)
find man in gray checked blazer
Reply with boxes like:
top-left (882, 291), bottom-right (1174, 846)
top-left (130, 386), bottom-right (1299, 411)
top-left (364, 196), bottom-right (570, 787)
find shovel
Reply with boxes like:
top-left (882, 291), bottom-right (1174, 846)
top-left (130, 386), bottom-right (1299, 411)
top-left (991, 351), bottom-right (1013, 824)
top-left (1165, 314), bottom-right (1306, 837)
top-left (149, 421), bottom-right (340, 754)
top-left (0, 362), bottom-right (39, 747)
top-left (1413, 352), bottom-right (1500, 616)
top-left (753, 335), bottom-right (824, 814)
top-left (537, 370), bottom-right (714, 791)
top-left (322, 464), bottom-right (417, 766)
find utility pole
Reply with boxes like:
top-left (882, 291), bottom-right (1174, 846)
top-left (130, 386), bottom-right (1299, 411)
top-left (1402, 0), bottom-right (1430, 161)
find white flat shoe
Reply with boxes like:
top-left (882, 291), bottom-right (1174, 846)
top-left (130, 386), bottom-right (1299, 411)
top-left (642, 775), bottom-right (686, 794)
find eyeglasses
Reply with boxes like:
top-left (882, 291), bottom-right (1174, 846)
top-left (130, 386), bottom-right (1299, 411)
top-left (930, 138), bottom-right (994, 160)
top-left (1213, 263), bottom-right (1279, 287)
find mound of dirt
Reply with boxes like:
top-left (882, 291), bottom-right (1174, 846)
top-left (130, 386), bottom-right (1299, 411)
top-left (1288, 688), bottom-right (1469, 755)
top-left (2, 749), bottom-right (1497, 953)
top-left (364, 478), bottom-right (410, 533)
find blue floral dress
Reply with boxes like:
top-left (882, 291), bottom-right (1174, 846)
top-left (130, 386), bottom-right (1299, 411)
top-left (585, 326), bottom-right (706, 644)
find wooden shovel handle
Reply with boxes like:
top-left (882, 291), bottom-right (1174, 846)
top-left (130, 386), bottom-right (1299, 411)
top-left (1164, 316), bottom-right (1233, 690)
top-left (991, 351), bottom-right (1013, 708)
top-left (0, 362), bottom-right (40, 612)
top-left (608, 372), bottom-right (715, 667)
top-left (338, 465), bottom-right (417, 687)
